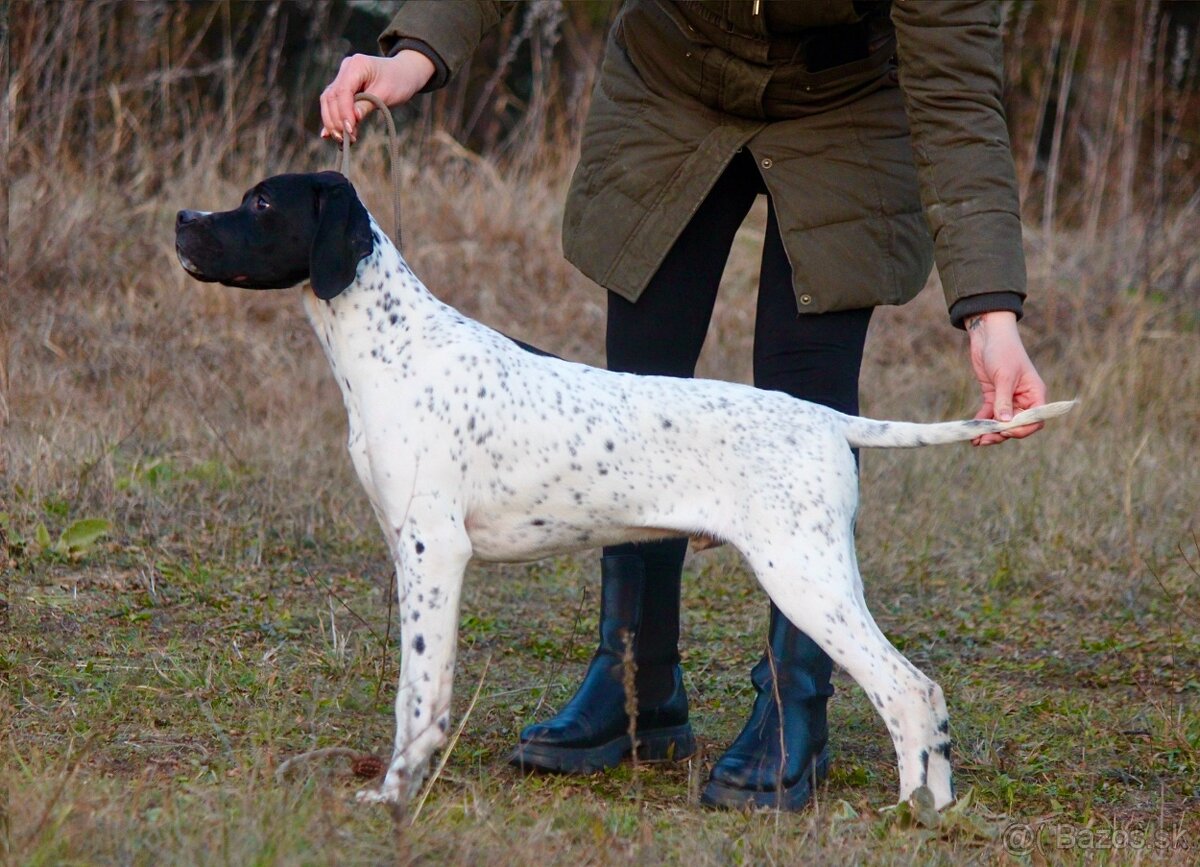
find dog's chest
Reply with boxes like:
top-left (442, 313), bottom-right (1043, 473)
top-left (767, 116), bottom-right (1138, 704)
top-left (301, 253), bottom-right (428, 489)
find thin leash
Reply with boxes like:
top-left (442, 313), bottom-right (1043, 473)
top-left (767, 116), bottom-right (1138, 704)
top-left (333, 95), bottom-right (561, 368)
top-left (335, 92), bottom-right (403, 253)
top-left (276, 93), bottom-right (404, 791)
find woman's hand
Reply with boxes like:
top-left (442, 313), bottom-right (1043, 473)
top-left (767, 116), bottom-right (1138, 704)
top-left (320, 50), bottom-right (435, 143)
top-left (965, 311), bottom-right (1047, 446)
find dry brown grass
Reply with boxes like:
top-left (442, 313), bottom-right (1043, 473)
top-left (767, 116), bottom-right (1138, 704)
top-left (3, 1), bottom-right (1198, 864)
top-left (5, 133), bottom-right (1198, 861)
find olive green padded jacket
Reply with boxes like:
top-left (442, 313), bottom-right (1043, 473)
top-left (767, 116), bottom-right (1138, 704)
top-left (380, 0), bottom-right (1025, 327)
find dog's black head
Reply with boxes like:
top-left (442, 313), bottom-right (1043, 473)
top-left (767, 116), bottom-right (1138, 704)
top-left (175, 171), bottom-right (374, 300)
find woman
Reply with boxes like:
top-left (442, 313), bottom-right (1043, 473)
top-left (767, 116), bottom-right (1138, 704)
top-left (321, 0), bottom-right (1047, 811)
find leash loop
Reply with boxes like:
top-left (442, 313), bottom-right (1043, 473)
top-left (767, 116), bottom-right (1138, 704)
top-left (335, 92), bottom-right (403, 252)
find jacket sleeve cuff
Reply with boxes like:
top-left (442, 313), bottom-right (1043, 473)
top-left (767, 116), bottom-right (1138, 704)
top-left (378, 1), bottom-right (503, 91)
top-left (948, 292), bottom-right (1025, 330)
top-left (384, 37), bottom-right (450, 92)
top-left (934, 206), bottom-right (1028, 324)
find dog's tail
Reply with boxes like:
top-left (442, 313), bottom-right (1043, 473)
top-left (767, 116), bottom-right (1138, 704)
top-left (840, 400), bottom-right (1077, 449)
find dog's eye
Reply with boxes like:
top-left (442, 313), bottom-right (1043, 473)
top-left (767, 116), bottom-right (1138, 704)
top-left (252, 194), bottom-right (270, 211)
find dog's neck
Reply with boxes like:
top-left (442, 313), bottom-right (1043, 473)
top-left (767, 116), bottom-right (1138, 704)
top-left (343, 217), bottom-right (432, 306)
top-left (301, 215), bottom-right (449, 419)
top-left (304, 217), bottom-right (437, 332)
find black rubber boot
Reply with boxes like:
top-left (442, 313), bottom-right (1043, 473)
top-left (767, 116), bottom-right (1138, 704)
top-left (510, 543), bottom-right (695, 773)
top-left (701, 603), bottom-right (833, 811)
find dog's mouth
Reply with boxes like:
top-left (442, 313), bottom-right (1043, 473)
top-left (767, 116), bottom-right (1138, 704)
top-left (176, 249), bottom-right (212, 281)
top-left (176, 250), bottom-right (202, 276)
top-left (176, 247), bottom-right (250, 285)
top-left (176, 252), bottom-right (221, 284)
top-left (175, 229), bottom-right (306, 291)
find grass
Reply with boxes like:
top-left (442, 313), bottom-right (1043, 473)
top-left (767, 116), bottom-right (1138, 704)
top-left (3, 2), bottom-right (1199, 862)
top-left (3, 142), bottom-right (1197, 862)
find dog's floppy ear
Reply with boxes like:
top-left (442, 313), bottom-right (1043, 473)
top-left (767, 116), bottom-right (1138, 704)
top-left (310, 173), bottom-right (374, 301)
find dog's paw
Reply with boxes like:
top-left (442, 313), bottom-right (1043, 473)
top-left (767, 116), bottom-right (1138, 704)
top-left (355, 762), bottom-right (422, 808)
top-left (355, 783), bottom-right (411, 822)
top-left (355, 786), bottom-right (398, 805)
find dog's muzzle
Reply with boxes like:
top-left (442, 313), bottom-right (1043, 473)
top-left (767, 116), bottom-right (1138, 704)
top-left (175, 211), bottom-right (217, 280)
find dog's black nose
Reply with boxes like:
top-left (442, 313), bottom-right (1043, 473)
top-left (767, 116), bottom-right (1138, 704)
top-left (176, 209), bottom-right (203, 230)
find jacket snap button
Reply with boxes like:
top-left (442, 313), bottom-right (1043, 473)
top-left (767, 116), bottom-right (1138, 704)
top-left (799, 294), bottom-right (813, 305)
top-left (761, 157), bottom-right (773, 169)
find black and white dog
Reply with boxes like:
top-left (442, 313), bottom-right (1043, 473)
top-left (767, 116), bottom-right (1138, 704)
top-left (176, 172), bottom-right (1073, 809)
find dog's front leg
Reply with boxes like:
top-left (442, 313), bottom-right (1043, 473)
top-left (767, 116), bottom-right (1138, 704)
top-left (356, 498), bottom-right (472, 809)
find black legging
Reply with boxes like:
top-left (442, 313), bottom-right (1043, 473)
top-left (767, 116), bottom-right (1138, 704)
top-left (603, 149), bottom-right (872, 639)
top-left (605, 148), bottom-right (871, 409)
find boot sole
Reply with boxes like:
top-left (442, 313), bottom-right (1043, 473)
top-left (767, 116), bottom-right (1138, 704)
top-left (699, 748), bottom-right (831, 812)
top-left (509, 724), bottom-right (696, 774)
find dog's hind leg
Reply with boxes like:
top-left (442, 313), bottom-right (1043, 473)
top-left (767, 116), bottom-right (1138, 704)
top-left (746, 534), bottom-right (954, 809)
top-left (356, 497), bottom-right (473, 808)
